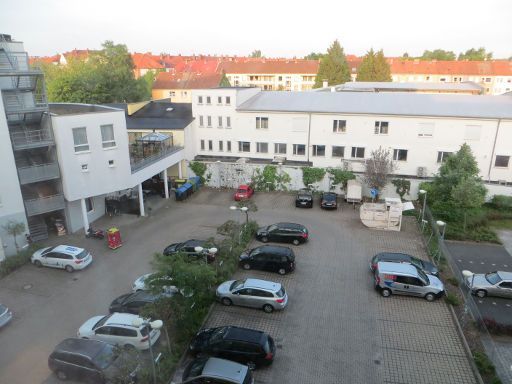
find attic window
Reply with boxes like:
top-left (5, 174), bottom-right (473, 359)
top-left (166, 108), bottom-right (174, 112)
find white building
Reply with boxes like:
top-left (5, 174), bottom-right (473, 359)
top-left (190, 88), bottom-right (512, 197)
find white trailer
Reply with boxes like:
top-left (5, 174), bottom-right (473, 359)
top-left (346, 180), bottom-right (362, 203)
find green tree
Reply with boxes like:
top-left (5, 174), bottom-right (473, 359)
top-left (2, 220), bottom-right (26, 251)
top-left (301, 167), bottom-right (326, 190)
top-left (356, 49), bottom-right (392, 82)
top-left (219, 72), bottom-right (231, 87)
top-left (391, 178), bottom-right (411, 200)
top-left (327, 167), bottom-right (355, 191)
top-left (249, 50), bottom-right (263, 58)
top-left (401, 52), bottom-right (411, 60)
top-left (363, 147), bottom-right (396, 199)
top-left (421, 49), bottom-right (456, 61)
top-left (451, 177), bottom-right (487, 231)
top-left (458, 47), bottom-right (493, 61)
top-left (304, 52), bottom-right (325, 60)
top-left (313, 40), bottom-right (351, 88)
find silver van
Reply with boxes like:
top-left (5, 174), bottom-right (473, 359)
top-left (374, 262), bottom-right (445, 301)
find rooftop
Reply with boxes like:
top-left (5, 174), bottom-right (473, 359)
top-left (321, 81), bottom-right (484, 93)
top-left (49, 103), bottom-right (121, 116)
top-left (218, 59), bottom-right (319, 74)
top-left (153, 72), bottom-right (223, 90)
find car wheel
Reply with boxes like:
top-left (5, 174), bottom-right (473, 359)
top-left (292, 239), bottom-right (300, 246)
top-left (278, 268), bottom-right (286, 275)
top-left (56, 370), bottom-right (68, 380)
top-left (221, 297), bottom-right (232, 306)
top-left (65, 265), bottom-right (74, 273)
top-left (381, 288), bottom-right (391, 298)
top-left (261, 236), bottom-right (268, 243)
top-left (476, 290), bottom-right (487, 298)
top-left (34, 260), bottom-right (42, 268)
top-left (262, 304), bottom-right (274, 313)
top-left (242, 263), bottom-right (251, 270)
top-left (424, 293), bottom-right (436, 302)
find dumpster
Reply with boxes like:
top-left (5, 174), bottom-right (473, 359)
top-left (188, 177), bottom-right (198, 192)
top-left (182, 182), bottom-right (193, 197)
top-left (175, 186), bottom-right (187, 201)
top-left (174, 179), bottom-right (187, 188)
top-left (107, 227), bottom-right (122, 250)
top-left (189, 176), bottom-right (202, 190)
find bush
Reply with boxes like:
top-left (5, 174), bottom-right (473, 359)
top-left (446, 277), bottom-right (459, 287)
top-left (444, 292), bottom-right (460, 306)
top-left (473, 351), bottom-right (496, 376)
top-left (490, 195), bottom-right (512, 210)
top-left (0, 246), bottom-right (35, 277)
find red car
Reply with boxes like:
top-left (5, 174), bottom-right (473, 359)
top-left (234, 185), bottom-right (254, 201)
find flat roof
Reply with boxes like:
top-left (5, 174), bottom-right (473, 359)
top-left (237, 91), bottom-right (512, 119)
top-left (327, 81), bottom-right (484, 92)
top-left (49, 103), bottom-right (121, 115)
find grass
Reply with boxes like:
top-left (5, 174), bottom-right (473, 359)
top-left (488, 220), bottom-right (512, 230)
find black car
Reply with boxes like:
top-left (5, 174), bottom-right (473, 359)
top-left (295, 189), bottom-right (313, 208)
top-left (48, 338), bottom-right (138, 383)
top-left (109, 291), bottom-right (167, 316)
top-left (370, 252), bottom-right (439, 276)
top-left (256, 222), bottom-right (309, 245)
top-left (189, 326), bottom-right (276, 367)
top-left (163, 239), bottom-right (216, 262)
top-left (320, 192), bottom-right (337, 209)
top-left (239, 245), bottom-right (295, 275)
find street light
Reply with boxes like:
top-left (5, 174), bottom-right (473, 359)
top-left (132, 318), bottom-right (163, 384)
top-left (194, 246), bottom-right (218, 264)
top-left (436, 220), bottom-right (447, 239)
top-left (216, 160), bottom-right (222, 188)
top-left (419, 189), bottom-right (427, 223)
top-left (462, 270), bottom-right (475, 327)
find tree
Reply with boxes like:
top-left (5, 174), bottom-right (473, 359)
top-left (249, 50), bottom-right (263, 58)
top-left (356, 49), bottom-right (392, 82)
top-left (451, 177), bottom-right (486, 231)
top-left (401, 52), bottom-right (411, 60)
top-left (304, 52), bottom-right (325, 60)
top-left (313, 40), bottom-right (351, 88)
top-left (391, 178), bottom-right (411, 200)
top-left (2, 220), bottom-right (26, 251)
top-left (327, 167), bottom-right (355, 191)
top-left (301, 167), bottom-right (326, 190)
top-left (363, 147), bottom-right (396, 199)
top-left (458, 47), bottom-right (493, 61)
top-left (219, 72), bottom-right (231, 87)
top-left (421, 49), bottom-right (456, 61)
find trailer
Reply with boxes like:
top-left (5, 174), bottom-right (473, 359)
top-left (346, 180), bottom-right (362, 204)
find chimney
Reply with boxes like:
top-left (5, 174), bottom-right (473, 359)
top-left (322, 80), bottom-right (328, 88)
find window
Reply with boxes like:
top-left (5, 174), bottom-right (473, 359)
top-left (218, 116), bottom-right (223, 127)
top-left (100, 125), bottom-right (116, 148)
top-left (219, 141), bottom-right (223, 152)
top-left (256, 142), bottom-right (268, 153)
top-left (238, 141), bottom-right (250, 152)
top-left (256, 117), bottom-right (269, 129)
top-left (495, 155), bottom-right (510, 168)
top-left (351, 147), bottom-right (365, 158)
top-left (332, 146), bottom-right (345, 158)
top-left (333, 120), bottom-right (346, 133)
top-left (85, 197), bottom-right (94, 213)
top-left (108, 159), bottom-right (115, 167)
top-left (226, 116), bottom-right (231, 128)
top-left (200, 140), bottom-right (205, 150)
top-left (208, 140), bottom-right (213, 151)
top-left (198, 96), bottom-right (203, 104)
top-left (227, 141), bottom-right (231, 152)
top-left (293, 144), bottom-right (306, 156)
top-left (437, 151), bottom-right (452, 163)
top-left (393, 149), bottom-right (408, 161)
top-left (374, 121), bottom-right (389, 135)
top-left (225, 96), bottom-right (231, 105)
top-left (418, 123), bottom-right (434, 137)
top-left (217, 96), bottom-right (222, 104)
top-left (199, 116), bottom-right (204, 127)
top-left (169, 91), bottom-right (175, 97)
top-left (312, 145), bottom-right (325, 157)
top-left (72, 127), bottom-right (89, 152)
top-left (207, 116), bottom-right (212, 127)
top-left (206, 96), bottom-right (211, 105)
top-left (485, 78), bottom-right (492, 83)
top-left (274, 143), bottom-right (287, 154)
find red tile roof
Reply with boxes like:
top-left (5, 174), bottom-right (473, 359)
top-left (218, 59), bottom-right (319, 74)
top-left (132, 52), bottom-right (165, 70)
top-left (153, 72), bottom-right (223, 89)
top-left (388, 59), bottom-right (512, 76)
top-left (29, 55), bottom-right (60, 65)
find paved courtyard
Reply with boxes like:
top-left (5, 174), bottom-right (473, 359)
top-left (0, 189), bottom-right (479, 384)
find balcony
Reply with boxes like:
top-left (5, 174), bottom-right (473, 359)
top-left (24, 194), bottom-right (65, 216)
top-left (18, 163), bottom-right (60, 185)
top-left (10, 129), bottom-right (54, 150)
top-left (131, 145), bottom-right (183, 173)
top-left (130, 132), bottom-right (183, 173)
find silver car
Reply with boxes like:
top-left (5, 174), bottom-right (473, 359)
top-left (216, 278), bottom-right (288, 313)
top-left (466, 271), bottom-right (512, 299)
top-left (0, 304), bottom-right (12, 328)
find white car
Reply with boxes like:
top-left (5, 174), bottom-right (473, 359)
top-left (77, 313), bottom-right (160, 350)
top-left (132, 273), bottom-right (178, 295)
top-left (31, 245), bottom-right (92, 272)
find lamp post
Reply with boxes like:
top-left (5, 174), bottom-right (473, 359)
top-left (132, 318), bottom-right (163, 384)
top-left (462, 270), bottom-right (475, 328)
top-left (216, 160), bottom-right (222, 188)
top-left (436, 220), bottom-right (446, 239)
top-left (194, 246), bottom-right (218, 264)
top-left (419, 189), bottom-right (427, 223)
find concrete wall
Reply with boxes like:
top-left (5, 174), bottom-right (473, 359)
top-left (64, 195), bottom-right (106, 233)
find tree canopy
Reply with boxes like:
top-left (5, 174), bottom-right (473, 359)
top-left (363, 147), bottom-right (396, 199)
top-left (458, 47), bottom-right (493, 61)
top-left (356, 49), bottom-right (391, 82)
top-left (41, 41), bottom-right (150, 103)
top-left (304, 52), bottom-right (325, 60)
top-left (249, 50), bottom-right (263, 58)
top-left (421, 49), bottom-right (456, 61)
top-left (313, 40), bottom-right (351, 88)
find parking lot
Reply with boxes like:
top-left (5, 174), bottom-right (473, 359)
top-left (0, 189), bottom-right (478, 384)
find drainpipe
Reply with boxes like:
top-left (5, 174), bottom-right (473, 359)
top-left (487, 119), bottom-right (501, 182)
top-left (306, 113), bottom-right (312, 164)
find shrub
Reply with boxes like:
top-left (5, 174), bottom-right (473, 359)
top-left (490, 195), bottom-right (512, 210)
top-left (473, 351), bottom-right (496, 376)
top-left (446, 277), bottom-right (459, 287)
top-left (444, 292), bottom-right (460, 306)
top-left (0, 246), bottom-right (35, 277)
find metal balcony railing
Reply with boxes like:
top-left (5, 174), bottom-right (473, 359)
top-left (24, 194), bottom-right (65, 216)
top-left (10, 129), bottom-right (54, 150)
top-left (130, 145), bottom-right (183, 173)
top-left (18, 163), bottom-right (60, 184)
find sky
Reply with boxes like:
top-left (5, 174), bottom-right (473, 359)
top-left (1, 0), bottom-right (511, 59)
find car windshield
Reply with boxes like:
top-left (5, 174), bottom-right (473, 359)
top-left (485, 272), bottom-right (502, 285)
top-left (267, 224), bottom-right (278, 232)
top-left (237, 188), bottom-right (246, 193)
top-left (183, 358), bottom-right (207, 380)
top-left (76, 250), bottom-right (88, 259)
top-left (409, 257), bottom-right (423, 269)
top-left (324, 194), bottom-right (336, 201)
top-left (230, 279), bottom-right (245, 291)
top-left (417, 269), bottom-right (428, 284)
top-left (42, 246), bottom-right (55, 255)
top-left (249, 248), bottom-right (261, 256)
top-left (92, 344), bottom-right (118, 370)
top-left (93, 315), bottom-right (110, 330)
top-left (276, 287), bottom-right (285, 298)
top-left (209, 327), bottom-right (228, 344)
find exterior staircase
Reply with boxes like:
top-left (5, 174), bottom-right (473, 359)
top-left (27, 216), bottom-right (48, 242)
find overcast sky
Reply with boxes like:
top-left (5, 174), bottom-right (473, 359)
top-left (2, 0), bottom-right (511, 58)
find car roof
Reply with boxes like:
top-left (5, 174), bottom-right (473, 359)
top-left (243, 278), bottom-right (281, 292)
top-left (377, 261), bottom-right (418, 275)
top-left (225, 326), bottom-right (265, 344)
top-left (297, 189), bottom-right (312, 194)
top-left (254, 245), bottom-right (292, 254)
top-left (54, 338), bottom-right (108, 357)
top-left (322, 192), bottom-right (337, 196)
top-left (105, 312), bottom-right (141, 325)
top-left (374, 252), bottom-right (412, 261)
top-left (202, 357), bottom-right (248, 382)
top-left (497, 271), bottom-right (512, 280)
top-left (238, 184), bottom-right (250, 189)
top-left (124, 291), bottom-right (156, 302)
top-left (183, 239), bottom-right (207, 246)
top-left (52, 245), bottom-right (85, 256)
top-left (274, 222), bottom-right (305, 229)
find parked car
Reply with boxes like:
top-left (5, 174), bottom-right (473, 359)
top-left (163, 239), bottom-right (216, 262)
top-left (374, 261), bottom-right (445, 301)
top-left (77, 313), bottom-right (160, 350)
top-left (48, 338), bottom-right (138, 383)
top-left (465, 271), bottom-right (512, 299)
top-left (320, 192), bottom-right (337, 209)
top-left (189, 326), bottom-right (276, 368)
top-left (234, 185), bottom-right (254, 201)
top-left (31, 245), bottom-right (92, 272)
top-left (0, 304), bottom-right (12, 328)
top-left (255, 222), bottom-right (308, 245)
top-left (370, 252), bottom-right (439, 277)
top-left (132, 273), bottom-right (178, 294)
top-left (216, 278), bottom-right (288, 313)
top-left (239, 245), bottom-right (295, 275)
top-left (182, 357), bottom-right (254, 384)
top-left (109, 291), bottom-right (169, 316)
top-left (295, 189), bottom-right (313, 208)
